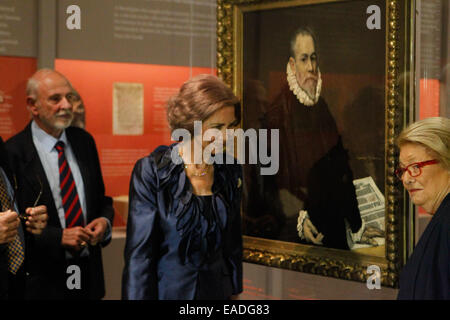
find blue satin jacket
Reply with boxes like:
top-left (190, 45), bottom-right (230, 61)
top-left (122, 144), bottom-right (243, 300)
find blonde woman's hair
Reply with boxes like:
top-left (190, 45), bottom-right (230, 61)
top-left (397, 117), bottom-right (450, 170)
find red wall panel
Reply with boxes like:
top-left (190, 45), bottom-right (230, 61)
top-left (55, 59), bottom-right (215, 225)
top-left (0, 56), bottom-right (37, 140)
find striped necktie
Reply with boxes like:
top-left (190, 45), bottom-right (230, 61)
top-left (0, 173), bottom-right (24, 274)
top-left (55, 141), bottom-right (85, 228)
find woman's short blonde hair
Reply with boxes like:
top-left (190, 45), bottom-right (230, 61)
top-left (397, 117), bottom-right (450, 170)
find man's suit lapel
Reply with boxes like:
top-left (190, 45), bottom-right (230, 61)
top-left (66, 129), bottom-right (92, 223)
top-left (22, 124), bottom-right (61, 228)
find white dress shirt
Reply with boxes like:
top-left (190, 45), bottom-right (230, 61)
top-left (31, 121), bottom-right (111, 257)
top-left (31, 121), bottom-right (87, 228)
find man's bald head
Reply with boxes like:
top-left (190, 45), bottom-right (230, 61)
top-left (26, 69), bottom-right (73, 101)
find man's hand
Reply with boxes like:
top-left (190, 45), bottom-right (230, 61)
top-left (303, 218), bottom-right (324, 245)
top-left (84, 218), bottom-right (108, 246)
top-left (62, 226), bottom-right (94, 251)
top-left (0, 210), bottom-right (20, 244)
top-left (24, 205), bottom-right (48, 235)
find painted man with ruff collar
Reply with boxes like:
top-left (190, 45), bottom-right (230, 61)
top-left (263, 28), bottom-right (364, 249)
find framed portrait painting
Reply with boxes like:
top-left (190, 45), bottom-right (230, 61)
top-left (217, 0), bottom-right (415, 287)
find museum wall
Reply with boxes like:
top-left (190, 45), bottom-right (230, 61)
top-left (0, 1), bottom-right (37, 140)
top-left (0, 0), bottom-right (448, 300)
top-left (415, 0), bottom-right (449, 241)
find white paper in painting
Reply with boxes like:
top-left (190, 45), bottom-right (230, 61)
top-left (113, 82), bottom-right (144, 135)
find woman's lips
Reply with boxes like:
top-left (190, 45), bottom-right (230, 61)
top-left (408, 189), bottom-right (421, 194)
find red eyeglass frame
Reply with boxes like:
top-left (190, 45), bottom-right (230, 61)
top-left (395, 159), bottom-right (439, 179)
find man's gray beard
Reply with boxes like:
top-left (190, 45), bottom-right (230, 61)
top-left (40, 114), bottom-right (73, 131)
top-left (55, 121), bottom-right (71, 130)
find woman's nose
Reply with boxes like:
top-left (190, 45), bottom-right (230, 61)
top-left (402, 171), bottom-right (414, 185)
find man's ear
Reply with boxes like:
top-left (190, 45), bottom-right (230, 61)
top-left (26, 97), bottom-right (38, 115)
top-left (289, 57), bottom-right (296, 72)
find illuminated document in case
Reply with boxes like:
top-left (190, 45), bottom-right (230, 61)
top-left (113, 82), bottom-right (144, 135)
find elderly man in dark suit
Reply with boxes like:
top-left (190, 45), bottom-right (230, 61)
top-left (5, 69), bottom-right (114, 300)
top-left (0, 136), bottom-right (48, 300)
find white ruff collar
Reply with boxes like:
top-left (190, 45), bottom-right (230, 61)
top-left (286, 62), bottom-right (322, 106)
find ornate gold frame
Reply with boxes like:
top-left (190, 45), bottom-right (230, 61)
top-left (217, 0), bottom-right (415, 287)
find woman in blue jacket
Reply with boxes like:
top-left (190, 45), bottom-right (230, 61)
top-left (122, 74), bottom-right (243, 300)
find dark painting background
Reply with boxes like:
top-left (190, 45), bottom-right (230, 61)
top-left (241, 0), bottom-right (386, 247)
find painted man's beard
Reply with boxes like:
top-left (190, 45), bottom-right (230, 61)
top-left (300, 78), bottom-right (318, 100)
top-left (286, 63), bottom-right (322, 107)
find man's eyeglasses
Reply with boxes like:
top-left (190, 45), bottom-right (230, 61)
top-left (395, 159), bottom-right (439, 180)
top-left (10, 175), bottom-right (43, 221)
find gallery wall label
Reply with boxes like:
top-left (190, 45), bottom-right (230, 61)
top-left (0, 0), bottom-right (37, 57)
top-left (57, 0), bottom-right (216, 67)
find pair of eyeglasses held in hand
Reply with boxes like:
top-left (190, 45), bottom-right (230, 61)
top-left (10, 175), bottom-right (43, 221)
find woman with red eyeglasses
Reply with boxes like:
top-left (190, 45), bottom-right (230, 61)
top-left (396, 117), bottom-right (450, 300)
